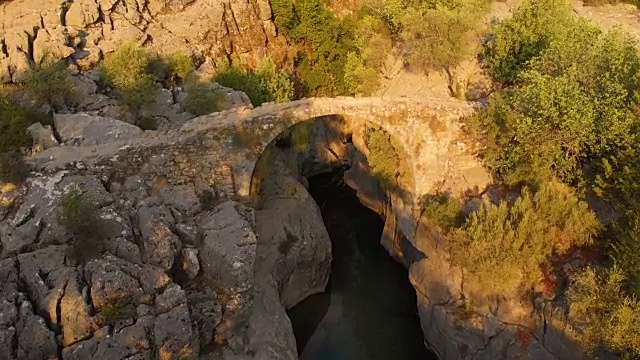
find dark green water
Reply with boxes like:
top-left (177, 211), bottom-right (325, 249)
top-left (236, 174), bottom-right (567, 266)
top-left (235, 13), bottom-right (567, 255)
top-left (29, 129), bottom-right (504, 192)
top-left (287, 172), bottom-right (436, 360)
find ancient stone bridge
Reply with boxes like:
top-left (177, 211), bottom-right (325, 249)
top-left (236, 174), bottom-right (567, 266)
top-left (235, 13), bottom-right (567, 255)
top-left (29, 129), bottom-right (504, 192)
top-left (35, 96), bottom-right (491, 239)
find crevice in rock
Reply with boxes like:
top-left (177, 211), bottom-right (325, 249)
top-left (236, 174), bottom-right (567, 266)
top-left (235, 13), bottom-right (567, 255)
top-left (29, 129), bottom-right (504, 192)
top-left (96, 4), bottom-right (106, 24)
top-left (24, 30), bottom-right (35, 63)
top-left (14, 206), bottom-right (35, 228)
top-left (60, 1), bottom-right (72, 27)
top-left (55, 280), bottom-right (69, 334)
top-left (49, 119), bottom-right (63, 145)
top-left (0, 39), bottom-right (8, 58)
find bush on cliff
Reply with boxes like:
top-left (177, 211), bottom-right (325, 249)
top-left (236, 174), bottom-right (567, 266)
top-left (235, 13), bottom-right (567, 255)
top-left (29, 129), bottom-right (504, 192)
top-left (22, 56), bottom-right (77, 110)
top-left (0, 95), bottom-right (50, 154)
top-left (271, 0), bottom-right (356, 96)
top-left (100, 43), bottom-right (158, 116)
top-left (451, 182), bottom-right (599, 292)
top-left (475, 0), bottom-right (640, 356)
top-left (183, 80), bottom-right (229, 116)
top-left (474, 0), bottom-right (640, 190)
top-left (100, 43), bottom-right (195, 119)
top-left (421, 193), bottom-right (466, 231)
top-left (58, 189), bottom-right (108, 264)
top-left (0, 151), bottom-right (30, 185)
top-left (568, 266), bottom-right (640, 358)
top-left (214, 57), bottom-right (293, 106)
top-left (365, 126), bottom-right (401, 189)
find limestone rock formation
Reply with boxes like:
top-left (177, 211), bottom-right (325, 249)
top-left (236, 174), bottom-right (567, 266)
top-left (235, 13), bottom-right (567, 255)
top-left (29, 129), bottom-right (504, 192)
top-left (54, 113), bottom-right (144, 145)
top-left (0, 167), bottom-right (290, 359)
top-left (1, 96), bottom-right (598, 360)
top-left (0, 0), bottom-right (278, 82)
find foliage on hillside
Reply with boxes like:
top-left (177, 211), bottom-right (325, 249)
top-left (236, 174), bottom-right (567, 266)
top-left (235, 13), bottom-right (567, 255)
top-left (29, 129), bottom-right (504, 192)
top-left (58, 189), bottom-right (109, 264)
top-left (568, 267), bottom-right (640, 358)
top-left (271, 0), bottom-right (356, 96)
top-left (100, 43), bottom-right (195, 121)
top-left (475, 0), bottom-right (640, 190)
top-left (475, 0), bottom-right (640, 356)
top-left (365, 126), bottom-right (401, 189)
top-left (182, 80), bottom-right (229, 116)
top-left (214, 57), bottom-right (293, 106)
top-left (451, 182), bottom-right (599, 292)
top-left (0, 94), bottom-right (51, 154)
top-left (22, 56), bottom-right (77, 110)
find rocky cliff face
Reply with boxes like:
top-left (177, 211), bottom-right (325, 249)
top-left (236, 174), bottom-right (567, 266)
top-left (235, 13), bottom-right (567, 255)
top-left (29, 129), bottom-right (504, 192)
top-left (0, 0), bottom-right (277, 82)
top-left (0, 96), bottom-right (598, 360)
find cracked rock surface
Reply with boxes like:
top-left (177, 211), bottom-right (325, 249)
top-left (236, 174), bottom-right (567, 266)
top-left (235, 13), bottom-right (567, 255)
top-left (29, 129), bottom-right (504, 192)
top-left (0, 168), bottom-right (299, 359)
top-left (0, 0), bottom-right (276, 82)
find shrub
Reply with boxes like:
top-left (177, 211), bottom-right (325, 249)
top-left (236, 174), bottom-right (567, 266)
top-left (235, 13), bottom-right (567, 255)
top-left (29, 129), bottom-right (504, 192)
top-left (483, 0), bottom-right (577, 84)
top-left (421, 193), bottom-right (466, 230)
top-left (183, 80), bottom-right (229, 116)
top-left (366, 126), bottom-right (400, 189)
top-left (608, 215), bottom-right (640, 295)
top-left (450, 182), bottom-right (600, 292)
top-left (150, 51), bottom-right (194, 87)
top-left (138, 116), bottom-right (159, 131)
top-left (568, 267), bottom-right (640, 358)
top-left (471, 27), bottom-right (640, 188)
top-left (98, 298), bottom-right (136, 326)
top-left (0, 97), bottom-right (34, 153)
top-left (214, 61), bottom-right (265, 106)
top-left (214, 57), bottom-right (293, 106)
top-left (0, 151), bottom-right (30, 184)
top-left (58, 189), bottom-right (108, 264)
top-left (100, 43), bottom-right (158, 115)
top-left (22, 56), bottom-right (77, 110)
top-left (256, 57), bottom-right (294, 103)
top-left (399, 0), bottom-right (491, 95)
top-left (271, 0), bottom-right (356, 96)
top-left (344, 51), bottom-right (380, 95)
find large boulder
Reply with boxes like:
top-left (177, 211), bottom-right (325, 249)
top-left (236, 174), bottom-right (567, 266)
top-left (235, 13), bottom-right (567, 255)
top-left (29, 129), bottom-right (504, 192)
top-left (255, 179), bottom-right (332, 308)
top-left (197, 201), bottom-right (257, 340)
top-left (54, 113), bottom-right (143, 146)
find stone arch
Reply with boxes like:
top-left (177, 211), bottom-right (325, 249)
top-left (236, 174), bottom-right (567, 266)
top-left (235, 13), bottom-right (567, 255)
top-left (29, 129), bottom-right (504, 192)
top-left (244, 108), bottom-right (418, 244)
top-left (236, 99), bottom-right (420, 200)
top-left (182, 97), bottom-right (481, 237)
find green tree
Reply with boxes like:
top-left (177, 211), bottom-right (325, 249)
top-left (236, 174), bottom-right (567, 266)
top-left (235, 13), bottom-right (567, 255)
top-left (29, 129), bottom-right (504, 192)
top-left (214, 57), bottom-right (293, 106)
top-left (344, 15), bottom-right (393, 95)
top-left (256, 57), bottom-right (294, 103)
top-left (366, 126), bottom-right (401, 189)
top-left (399, 0), bottom-right (490, 95)
top-left (271, 0), bottom-right (356, 96)
top-left (214, 60), bottom-right (265, 106)
top-left (483, 0), bottom-right (576, 85)
top-left (0, 95), bottom-right (50, 153)
top-left (472, 24), bottom-right (640, 188)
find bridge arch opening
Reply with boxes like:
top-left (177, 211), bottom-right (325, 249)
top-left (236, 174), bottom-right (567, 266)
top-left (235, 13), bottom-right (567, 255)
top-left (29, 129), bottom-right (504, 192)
top-left (251, 114), bottom-right (436, 359)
